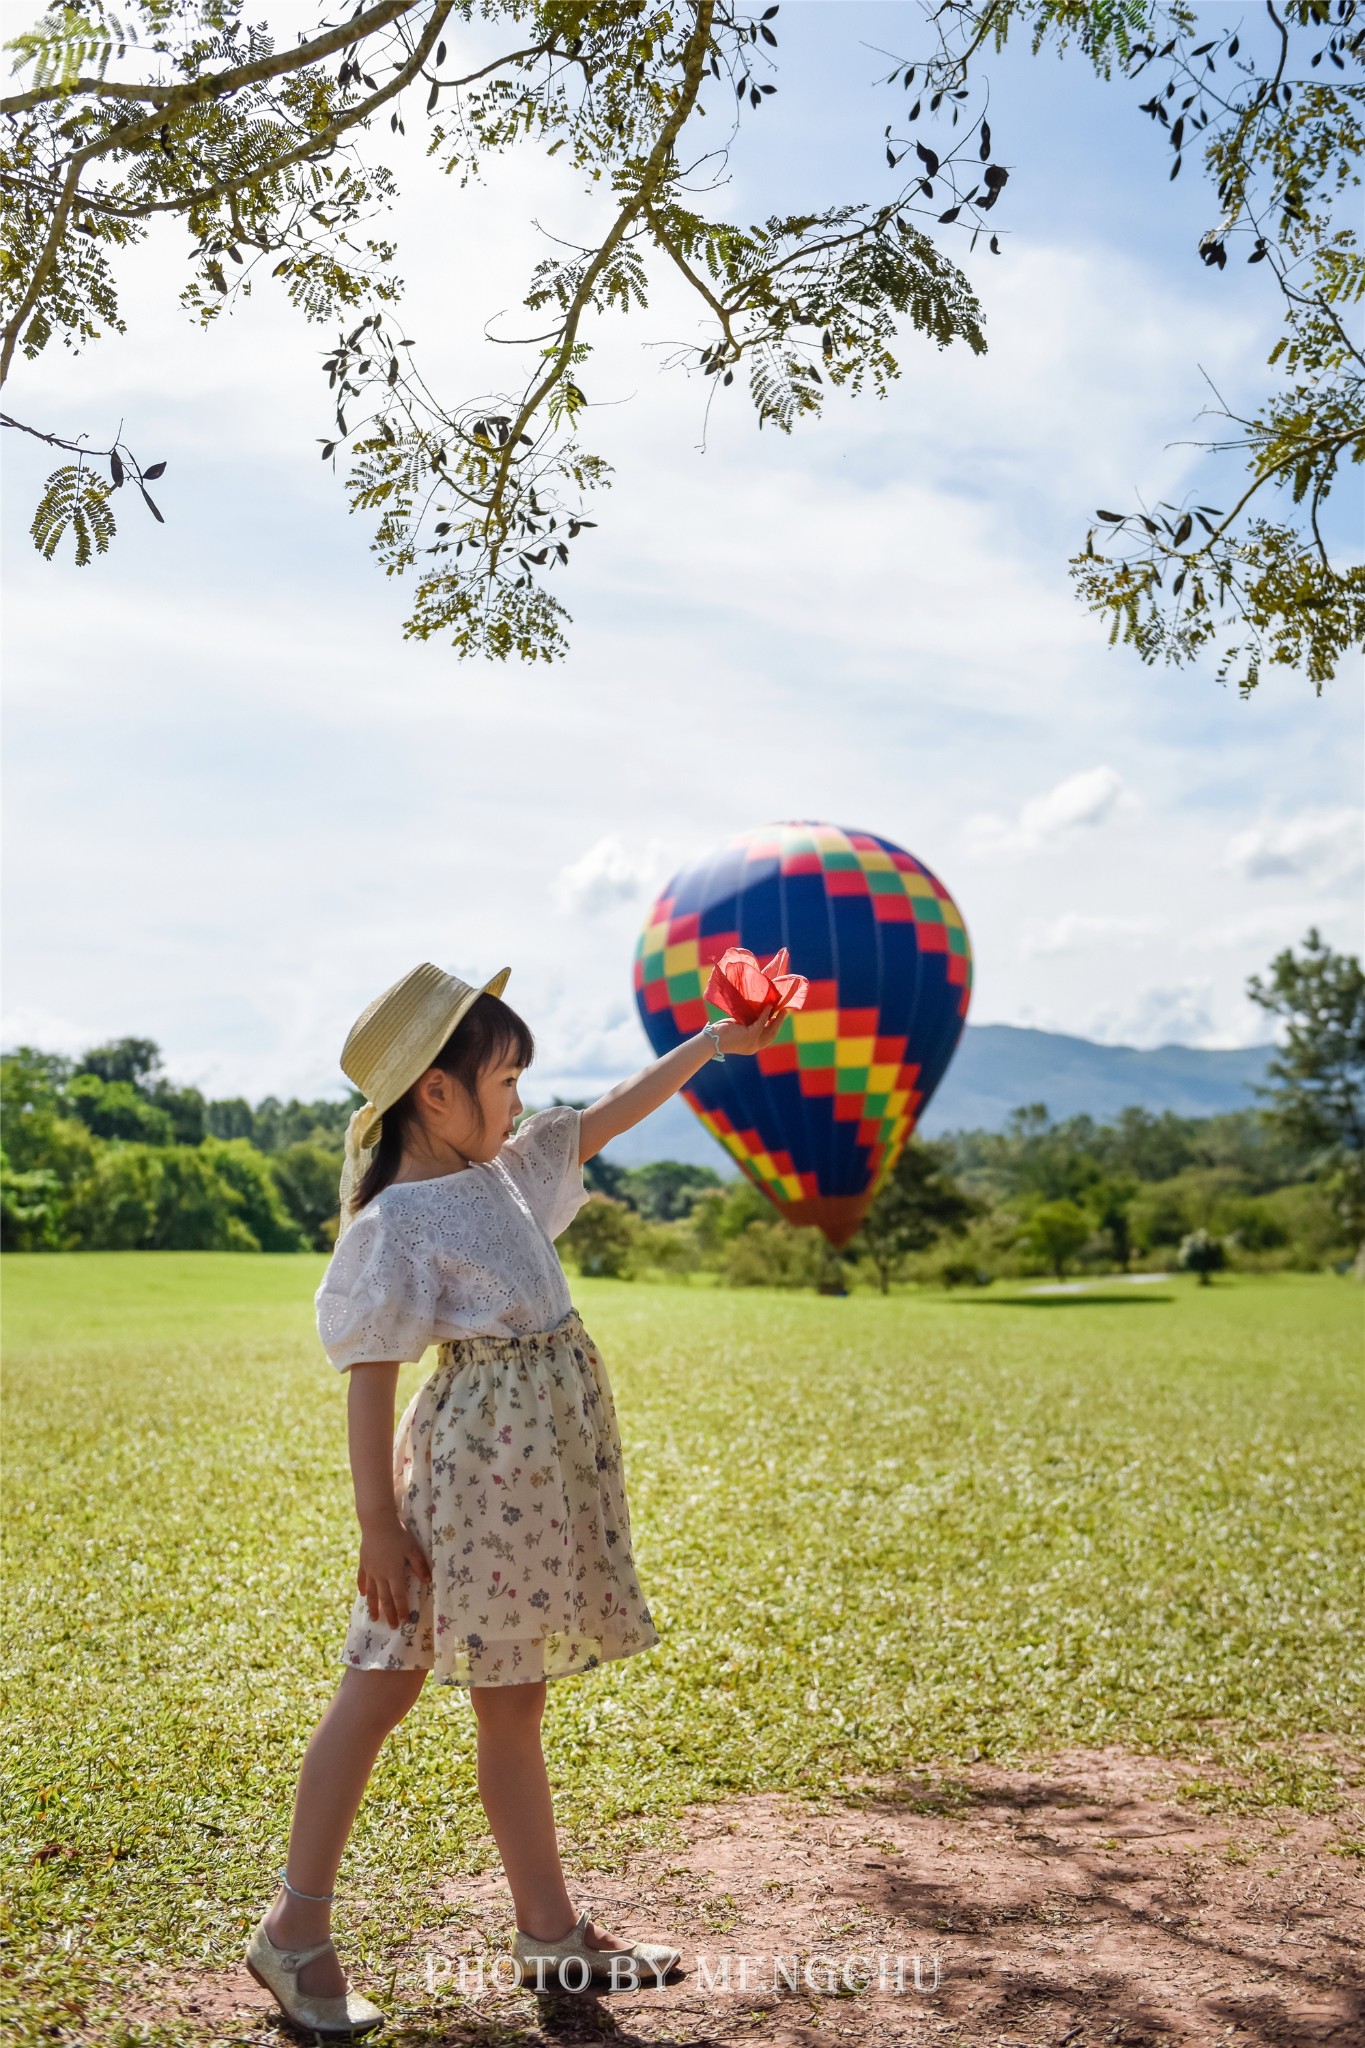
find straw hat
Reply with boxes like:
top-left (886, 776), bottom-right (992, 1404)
top-left (341, 961), bottom-right (511, 1154)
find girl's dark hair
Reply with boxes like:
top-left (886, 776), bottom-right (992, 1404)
top-left (351, 993), bottom-right (535, 1213)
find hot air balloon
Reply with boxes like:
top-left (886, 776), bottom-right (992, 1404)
top-left (633, 822), bottom-right (972, 1247)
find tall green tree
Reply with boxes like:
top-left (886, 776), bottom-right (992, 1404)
top-left (856, 1136), bottom-right (981, 1293)
top-left (1248, 926), bottom-right (1365, 1245)
top-left (72, 1036), bottom-right (206, 1140)
top-left (73, 1036), bottom-right (160, 1086)
top-left (1088, 1174), bottom-right (1138, 1269)
top-left (619, 1158), bottom-right (723, 1220)
top-left (66, 1071), bottom-right (176, 1144)
top-left (0, 1046), bottom-right (98, 1183)
top-left (1025, 1197), bottom-right (1091, 1277)
top-left (247, 1092), bottom-right (363, 1150)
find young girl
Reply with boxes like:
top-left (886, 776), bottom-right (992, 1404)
top-left (245, 960), bottom-right (783, 2037)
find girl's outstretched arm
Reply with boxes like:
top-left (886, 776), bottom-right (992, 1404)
top-left (578, 1005), bottom-right (786, 1164)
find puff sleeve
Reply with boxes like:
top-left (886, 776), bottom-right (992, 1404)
top-left (315, 1202), bottom-right (440, 1372)
top-left (500, 1104), bottom-right (590, 1241)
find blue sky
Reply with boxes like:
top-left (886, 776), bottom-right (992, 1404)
top-left (3, 1), bottom-right (1361, 1109)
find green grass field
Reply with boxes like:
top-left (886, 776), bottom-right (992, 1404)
top-left (2, 1256), bottom-right (1362, 2044)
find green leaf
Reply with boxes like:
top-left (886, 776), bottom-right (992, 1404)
top-left (29, 463), bottom-right (116, 565)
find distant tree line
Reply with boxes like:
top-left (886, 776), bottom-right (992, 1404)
top-left (4, 933), bottom-right (1360, 1285)
top-left (558, 930), bottom-right (1365, 1289)
top-left (0, 1043), bottom-right (739, 1254)
top-left (558, 1096), bottom-right (1356, 1292)
top-left (0, 1038), bottom-right (360, 1252)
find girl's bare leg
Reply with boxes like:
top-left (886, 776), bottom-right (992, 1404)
top-left (262, 1667), bottom-right (427, 1997)
top-left (470, 1678), bottom-right (630, 1950)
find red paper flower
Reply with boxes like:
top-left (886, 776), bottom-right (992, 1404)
top-left (703, 946), bottom-right (809, 1026)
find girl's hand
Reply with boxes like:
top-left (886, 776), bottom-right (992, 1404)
top-left (357, 1515), bottom-right (432, 1630)
top-left (711, 1001), bottom-right (789, 1058)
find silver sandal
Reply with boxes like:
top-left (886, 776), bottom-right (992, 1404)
top-left (245, 1869), bottom-right (385, 2038)
top-left (512, 1904), bottom-right (681, 1987)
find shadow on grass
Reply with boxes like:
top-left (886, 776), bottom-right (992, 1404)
top-left (950, 1296), bottom-right (1175, 1309)
top-left (841, 1771), bottom-right (1365, 2048)
top-left (388, 1762), bottom-right (1365, 2048)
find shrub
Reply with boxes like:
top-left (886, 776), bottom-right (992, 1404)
top-left (201, 1140), bottom-right (307, 1252)
top-left (631, 1220), bottom-right (703, 1280)
top-left (61, 1143), bottom-right (295, 1251)
top-left (1218, 1197), bottom-right (1290, 1255)
top-left (0, 1109), bottom-right (97, 1189)
top-left (0, 1159), bottom-right (64, 1250)
top-left (154, 1150), bottom-right (263, 1250)
top-left (1178, 1229), bottom-right (1228, 1285)
top-left (561, 1195), bottom-right (639, 1278)
top-left (1237, 1180), bottom-right (1355, 1271)
top-left (63, 1147), bottom-right (167, 1249)
top-left (687, 1180), bottom-right (777, 1257)
top-left (270, 1141), bottom-right (345, 1251)
top-left (1131, 1185), bottom-right (1192, 1251)
top-left (939, 1256), bottom-right (991, 1289)
top-left (723, 1220), bottom-right (824, 1290)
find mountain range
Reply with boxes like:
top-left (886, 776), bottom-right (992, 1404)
top-left (597, 1024), bottom-right (1275, 1171)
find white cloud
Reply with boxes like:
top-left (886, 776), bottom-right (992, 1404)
top-left (1081, 982), bottom-right (1273, 1052)
top-left (529, 1000), bottom-right (655, 1090)
top-left (1021, 912), bottom-right (1164, 957)
top-left (551, 835), bottom-right (673, 917)
top-left (1084, 982), bottom-right (1217, 1049)
top-left (965, 766), bottom-right (1135, 858)
top-left (1193, 902), bottom-right (1357, 951)
top-left (1021, 766), bottom-right (1132, 837)
top-left (1223, 809), bottom-right (1364, 888)
top-left (2, 21), bottom-right (1361, 1102)
top-left (0, 1007), bottom-right (96, 1057)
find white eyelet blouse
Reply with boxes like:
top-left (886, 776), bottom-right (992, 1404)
top-left (315, 1104), bottom-right (591, 1371)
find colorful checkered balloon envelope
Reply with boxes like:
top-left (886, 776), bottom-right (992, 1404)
top-left (633, 822), bottom-right (973, 1247)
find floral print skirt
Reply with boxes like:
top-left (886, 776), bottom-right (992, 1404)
top-left (339, 1309), bottom-right (660, 1688)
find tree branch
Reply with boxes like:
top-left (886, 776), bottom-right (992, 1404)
top-left (3, 0), bottom-right (424, 130)
top-left (0, 409), bottom-right (110, 453)
top-left (1, 79), bottom-right (181, 114)
top-left (481, 0), bottom-right (717, 559)
top-left (68, 12), bottom-right (513, 228)
top-left (644, 200), bottom-right (736, 342)
top-left (0, 159), bottom-right (79, 385)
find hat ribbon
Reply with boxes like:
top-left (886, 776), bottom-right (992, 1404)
top-left (336, 1103), bottom-right (380, 1239)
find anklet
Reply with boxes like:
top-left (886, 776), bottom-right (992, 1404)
top-left (279, 1867), bottom-right (336, 1903)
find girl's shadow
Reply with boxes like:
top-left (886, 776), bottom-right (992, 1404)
top-left (392, 1966), bottom-right (720, 2048)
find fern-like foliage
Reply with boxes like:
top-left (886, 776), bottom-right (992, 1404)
top-left (4, 0), bottom-right (1361, 681)
top-left (2, 0), bottom-right (997, 663)
top-left (29, 462), bottom-right (116, 563)
top-left (4, 5), bottom-right (133, 91)
top-left (908, 0), bottom-right (1364, 696)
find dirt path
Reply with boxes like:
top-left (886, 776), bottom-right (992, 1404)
top-left (132, 1746), bottom-right (1363, 2046)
